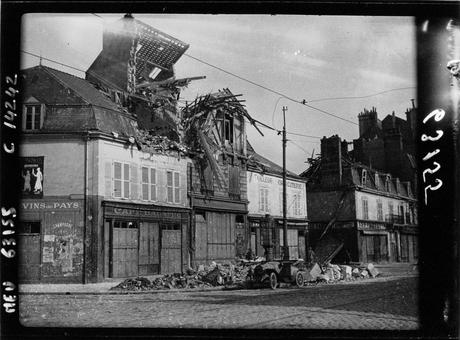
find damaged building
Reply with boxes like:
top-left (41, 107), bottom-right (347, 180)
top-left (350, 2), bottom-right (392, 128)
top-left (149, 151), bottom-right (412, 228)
top-left (182, 89), bottom-right (254, 265)
top-left (17, 15), bottom-right (200, 283)
top-left (301, 135), bottom-right (418, 265)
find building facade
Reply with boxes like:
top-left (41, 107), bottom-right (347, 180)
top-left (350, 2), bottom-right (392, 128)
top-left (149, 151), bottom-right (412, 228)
top-left (18, 65), bottom-right (191, 283)
top-left (246, 144), bottom-right (308, 260)
top-left (302, 135), bottom-right (418, 264)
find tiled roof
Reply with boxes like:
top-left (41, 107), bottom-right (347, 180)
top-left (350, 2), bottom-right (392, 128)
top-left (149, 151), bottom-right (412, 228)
top-left (247, 141), bottom-right (302, 179)
top-left (22, 66), bottom-right (138, 137)
top-left (43, 66), bottom-right (120, 111)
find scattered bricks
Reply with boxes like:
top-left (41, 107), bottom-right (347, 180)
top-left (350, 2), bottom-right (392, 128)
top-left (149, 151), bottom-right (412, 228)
top-left (197, 265), bottom-right (205, 272)
top-left (360, 270), bottom-right (369, 278)
top-left (366, 263), bottom-right (379, 278)
top-left (309, 263), bottom-right (322, 282)
top-left (352, 268), bottom-right (361, 278)
top-left (325, 268), bottom-right (335, 281)
top-left (340, 265), bottom-right (352, 280)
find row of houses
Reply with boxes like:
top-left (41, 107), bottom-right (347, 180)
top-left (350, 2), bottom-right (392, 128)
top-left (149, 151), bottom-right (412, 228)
top-left (17, 15), bottom-right (418, 284)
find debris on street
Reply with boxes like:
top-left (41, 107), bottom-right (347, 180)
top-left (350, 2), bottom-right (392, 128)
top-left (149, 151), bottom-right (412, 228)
top-left (110, 261), bottom-right (381, 291)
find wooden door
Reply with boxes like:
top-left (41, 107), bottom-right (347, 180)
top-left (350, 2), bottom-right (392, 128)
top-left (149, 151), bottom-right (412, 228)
top-left (195, 214), bottom-right (208, 264)
top-left (160, 224), bottom-right (182, 274)
top-left (139, 222), bottom-right (159, 275)
top-left (18, 234), bottom-right (41, 282)
top-left (111, 222), bottom-right (138, 278)
top-left (400, 234), bottom-right (409, 262)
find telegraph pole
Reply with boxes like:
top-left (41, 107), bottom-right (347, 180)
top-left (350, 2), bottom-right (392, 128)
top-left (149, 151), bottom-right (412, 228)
top-left (282, 106), bottom-right (289, 260)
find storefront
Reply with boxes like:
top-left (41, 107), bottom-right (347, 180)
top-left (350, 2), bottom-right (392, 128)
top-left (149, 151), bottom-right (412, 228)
top-left (102, 201), bottom-right (190, 278)
top-left (18, 199), bottom-right (84, 283)
top-left (247, 216), bottom-right (308, 260)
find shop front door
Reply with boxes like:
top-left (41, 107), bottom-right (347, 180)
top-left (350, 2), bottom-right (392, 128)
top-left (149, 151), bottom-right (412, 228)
top-left (139, 222), bottom-right (159, 275)
top-left (160, 224), bottom-right (182, 274)
top-left (111, 221), bottom-right (138, 278)
top-left (17, 221), bottom-right (41, 282)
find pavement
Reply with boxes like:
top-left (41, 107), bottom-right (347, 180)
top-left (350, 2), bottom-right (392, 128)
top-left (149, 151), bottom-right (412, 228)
top-left (18, 276), bottom-right (420, 329)
top-left (18, 262), bottom-right (418, 295)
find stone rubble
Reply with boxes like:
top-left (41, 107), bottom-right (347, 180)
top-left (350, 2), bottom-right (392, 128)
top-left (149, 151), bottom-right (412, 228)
top-left (110, 261), bottom-right (381, 291)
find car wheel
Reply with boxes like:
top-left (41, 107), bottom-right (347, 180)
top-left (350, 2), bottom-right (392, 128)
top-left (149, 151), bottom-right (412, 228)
top-left (295, 271), bottom-right (304, 287)
top-left (269, 272), bottom-right (278, 290)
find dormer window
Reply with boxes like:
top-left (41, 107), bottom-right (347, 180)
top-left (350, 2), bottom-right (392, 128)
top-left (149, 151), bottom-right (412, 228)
top-left (361, 169), bottom-right (367, 186)
top-left (23, 103), bottom-right (44, 131)
top-left (385, 174), bottom-right (391, 191)
top-left (374, 173), bottom-right (380, 188)
top-left (224, 114), bottom-right (234, 144)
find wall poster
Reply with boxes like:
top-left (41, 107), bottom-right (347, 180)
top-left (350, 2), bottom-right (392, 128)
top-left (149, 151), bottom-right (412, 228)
top-left (20, 156), bottom-right (44, 198)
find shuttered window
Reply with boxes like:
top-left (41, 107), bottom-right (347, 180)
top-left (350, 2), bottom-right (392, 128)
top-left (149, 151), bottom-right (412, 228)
top-left (259, 187), bottom-right (269, 212)
top-left (377, 199), bottom-right (383, 221)
top-left (174, 172), bottom-right (180, 204)
top-left (142, 167), bottom-right (157, 201)
top-left (228, 165), bottom-right (240, 198)
top-left (113, 162), bottom-right (130, 198)
top-left (167, 171), bottom-right (180, 203)
top-left (362, 197), bottom-right (369, 220)
top-left (293, 194), bottom-right (302, 216)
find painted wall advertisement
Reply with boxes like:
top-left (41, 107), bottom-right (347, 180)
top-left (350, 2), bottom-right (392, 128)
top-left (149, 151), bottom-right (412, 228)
top-left (20, 156), bottom-right (44, 198)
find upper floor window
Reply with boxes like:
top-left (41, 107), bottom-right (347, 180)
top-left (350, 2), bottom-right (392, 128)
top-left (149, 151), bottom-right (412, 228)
top-left (388, 202), bottom-right (394, 217)
top-left (361, 169), bottom-right (367, 186)
top-left (224, 114), bottom-right (234, 143)
top-left (362, 197), bottom-right (369, 220)
top-left (293, 193), bottom-right (302, 216)
top-left (377, 199), bottom-right (383, 221)
top-left (23, 104), bottom-right (43, 131)
top-left (167, 171), bottom-right (180, 204)
top-left (259, 187), bottom-right (270, 213)
top-left (141, 167), bottom-right (157, 201)
top-left (385, 174), bottom-right (392, 191)
top-left (114, 162), bottom-right (130, 199)
top-left (228, 165), bottom-right (240, 199)
top-left (374, 173), bottom-right (380, 188)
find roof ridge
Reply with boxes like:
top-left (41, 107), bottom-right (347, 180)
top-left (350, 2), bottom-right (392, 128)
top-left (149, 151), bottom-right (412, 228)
top-left (41, 66), bottom-right (91, 106)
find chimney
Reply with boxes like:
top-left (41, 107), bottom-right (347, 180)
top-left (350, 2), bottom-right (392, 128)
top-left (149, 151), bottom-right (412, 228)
top-left (320, 135), bottom-right (343, 186)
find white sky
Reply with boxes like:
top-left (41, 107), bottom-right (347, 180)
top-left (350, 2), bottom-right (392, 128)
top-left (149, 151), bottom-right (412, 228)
top-left (21, 13), bottom-right (416, 174)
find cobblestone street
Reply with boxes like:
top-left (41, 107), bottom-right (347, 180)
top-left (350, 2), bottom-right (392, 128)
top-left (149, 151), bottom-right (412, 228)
top-left (19, 276), bottom-right (418, 329)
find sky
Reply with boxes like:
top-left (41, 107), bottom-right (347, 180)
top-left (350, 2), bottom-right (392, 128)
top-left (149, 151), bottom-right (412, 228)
top-left (21, 14), bottom-right (416, 174)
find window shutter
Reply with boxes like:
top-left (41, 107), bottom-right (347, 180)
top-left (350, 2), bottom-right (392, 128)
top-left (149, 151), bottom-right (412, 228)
top-left (157, 170), bottom-right (165, 202)
top-left (104, 161), bottom-right (112, 197)
top-left (130, 164), bottom-right (139, 200)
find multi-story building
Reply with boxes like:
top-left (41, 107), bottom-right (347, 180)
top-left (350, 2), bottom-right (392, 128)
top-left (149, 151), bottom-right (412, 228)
top-left (246, 143), bottom-right (308, 260)
top-left (183, 89), bottom-right (250, 265)
top-left (301, 135), bottom-right (418, 264)
top-left (19, 65), bottom-right (191, 283)
top-left (353, 105), bottom-right (417, 185)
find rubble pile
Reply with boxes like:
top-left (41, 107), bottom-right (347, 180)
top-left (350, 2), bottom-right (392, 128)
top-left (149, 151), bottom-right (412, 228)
top-left (311, 262), bottom-right (380, 284)
top-left (136, 129), bottom-right (188, 154)
top-left (110, 261), bottom-right (254, 291)
top-left (110, 261), bottom-right (381, 291)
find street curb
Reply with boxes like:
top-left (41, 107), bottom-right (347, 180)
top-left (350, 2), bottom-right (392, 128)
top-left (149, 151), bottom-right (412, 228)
top-left (18, 274), bottom-right (418, 295)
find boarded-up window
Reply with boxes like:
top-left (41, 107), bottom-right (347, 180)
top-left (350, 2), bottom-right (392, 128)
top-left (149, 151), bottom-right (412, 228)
top-left (228, 165), bottom-right (240, 197)
top-left (202, 164), bottom-right (214, 193)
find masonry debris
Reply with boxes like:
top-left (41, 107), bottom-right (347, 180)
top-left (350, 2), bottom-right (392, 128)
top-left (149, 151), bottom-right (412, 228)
top-left (110, 260), bottom-right (381, 291)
